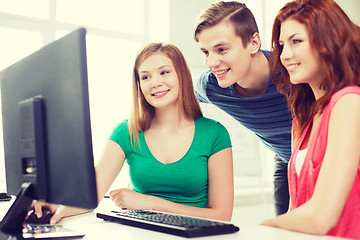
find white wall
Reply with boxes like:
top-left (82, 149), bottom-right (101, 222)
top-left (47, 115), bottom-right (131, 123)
top-left (0, 0), bottom-right (359, 195)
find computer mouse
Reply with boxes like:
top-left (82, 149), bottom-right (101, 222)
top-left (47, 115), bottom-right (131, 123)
top-left (25, 207), bottom-right (54, 224)
top-left (0, 192), bottom-right (12, 201)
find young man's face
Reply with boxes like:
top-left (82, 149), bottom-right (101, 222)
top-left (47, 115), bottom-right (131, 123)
top-left (197, 20), bottom-right (253, 88)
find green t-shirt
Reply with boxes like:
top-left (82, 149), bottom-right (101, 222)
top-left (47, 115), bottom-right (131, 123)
top-left (109, 117), bottom-right (232, 208)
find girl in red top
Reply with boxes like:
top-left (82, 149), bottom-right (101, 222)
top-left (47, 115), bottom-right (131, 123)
top-left (261, 0), bottom-right (360, 239)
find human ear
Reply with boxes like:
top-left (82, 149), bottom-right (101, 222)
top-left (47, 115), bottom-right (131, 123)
top-left (249, 32), bottom-right (261, 54)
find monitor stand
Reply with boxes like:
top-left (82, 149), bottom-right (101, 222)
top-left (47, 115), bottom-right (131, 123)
top-left (0, 97), bottom-right (47, 237)
top-left (0, 182), bottom-right (34, 236)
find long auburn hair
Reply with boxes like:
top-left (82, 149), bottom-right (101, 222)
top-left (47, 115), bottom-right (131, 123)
top-left (128, 43), bottom-right (203, 146)
top-left (271, 0), bottom-right (360, 142)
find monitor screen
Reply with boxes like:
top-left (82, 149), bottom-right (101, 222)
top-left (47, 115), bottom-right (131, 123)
top-left (0, 28), bottom-right (98, 234)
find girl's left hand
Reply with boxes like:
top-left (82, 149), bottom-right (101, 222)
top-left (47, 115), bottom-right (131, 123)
top-left (109, 188), bottom-right (154, 210)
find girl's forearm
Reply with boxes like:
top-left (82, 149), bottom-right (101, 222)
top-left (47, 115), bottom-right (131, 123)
top-left (149, 195), bottom-right (232, 221)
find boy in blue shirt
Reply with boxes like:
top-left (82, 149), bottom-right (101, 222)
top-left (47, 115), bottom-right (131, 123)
top-left (193, 1), bottom-right (292, 215)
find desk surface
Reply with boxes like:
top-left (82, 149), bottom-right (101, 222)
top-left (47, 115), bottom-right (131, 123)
top-left (0, 198), bottom-right (346, 240)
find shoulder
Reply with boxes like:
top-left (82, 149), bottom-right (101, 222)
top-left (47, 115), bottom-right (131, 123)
top-left (326, 87), bottom-right (360, 161)
top-left (197, 69), bottom-right (213, 81)
top-left (194, 70), bottom-right (215, 102)
top-left (110, 119), bottom-right (130, 140)
top-left (196, 116), bottom-right (222, 126)
top-left (195, 117), bottom-right (229, 134)
top-left (330, 87), bottom-right (360, 111)
top-left (336, 85), bottom-right (360, 94)
top-left (194, 69), bottom-right (214, 88)
top-left (195, 117), bottom-right (232, 154)
top-left (327, 86), bottom-right (360, 126)
top-left (112, 119), bottom-right (129, 133)
top-left (260, 49), bottom-right (270, 59)
top-left (259, 49), bottom-right (282, 87)
top-left (109, 119), bottom-right (133, 150)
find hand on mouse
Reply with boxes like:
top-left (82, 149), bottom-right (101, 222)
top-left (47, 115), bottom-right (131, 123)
top-left (30, 200), bottom-right (92, 224)
top-left (30, 200), bottom-right (65, 224)
top-left (26, 207), bottom-right (53, 224)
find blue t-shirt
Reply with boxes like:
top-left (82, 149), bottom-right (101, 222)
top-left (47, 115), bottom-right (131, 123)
top-left (109, 117), bottom-right (232, 207)
top-left (195, 50), bottom-right (292, 163)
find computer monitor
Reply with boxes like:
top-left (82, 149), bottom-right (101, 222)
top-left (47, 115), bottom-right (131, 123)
top-left (0, 28), bottom-right (98, 235)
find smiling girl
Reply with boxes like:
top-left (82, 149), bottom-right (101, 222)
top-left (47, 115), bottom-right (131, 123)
top-left (261, 0), bottom-right (360, 238)
top-left (31, 43), bottom-right (234, 224)
top-left (105, 43), bottom-right (234, 221)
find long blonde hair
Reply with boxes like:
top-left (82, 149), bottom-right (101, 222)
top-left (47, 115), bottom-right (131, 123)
top-left (128, 43), bottom-right (203, 146)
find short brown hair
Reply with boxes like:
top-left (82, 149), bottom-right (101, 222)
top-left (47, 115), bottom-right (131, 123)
top-left (194, 1), bottom-right (258, 47)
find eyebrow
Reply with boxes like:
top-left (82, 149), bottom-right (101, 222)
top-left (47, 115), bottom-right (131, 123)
top-left (279, 33), bottom-right (299, 43)
top-left (139, 65), bottom-right (171, 74)
top-left (200, 42), bottom-right (229, 51)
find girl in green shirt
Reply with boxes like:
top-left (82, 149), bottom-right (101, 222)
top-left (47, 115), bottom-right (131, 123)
top-left (32, 43), bottom-right (234, 223)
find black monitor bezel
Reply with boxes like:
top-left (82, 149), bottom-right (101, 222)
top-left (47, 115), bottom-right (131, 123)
top-left (0, 28), bottom-right (98, 234)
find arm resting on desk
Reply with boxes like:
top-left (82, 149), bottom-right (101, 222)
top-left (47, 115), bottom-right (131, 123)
top-left (109, 147), bottom-right (234, 222)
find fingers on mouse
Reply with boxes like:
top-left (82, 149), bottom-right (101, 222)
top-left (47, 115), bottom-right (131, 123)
top-left (25, 207), bottom-right (54, 224)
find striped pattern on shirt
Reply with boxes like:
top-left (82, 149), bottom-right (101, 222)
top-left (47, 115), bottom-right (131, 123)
top-left (195, 50), bottom-right (292, 163)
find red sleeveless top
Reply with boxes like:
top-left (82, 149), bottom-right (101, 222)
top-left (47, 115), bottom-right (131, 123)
top-left (288, 86), bottom-right (360, 239)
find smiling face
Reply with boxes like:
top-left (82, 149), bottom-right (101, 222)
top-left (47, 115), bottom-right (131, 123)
top-left (197, 20), bottom-right (254, 88)
top-left (279, 18), bottom-right (323, 91)
top-left (138, 53), bottom-right (180, 110)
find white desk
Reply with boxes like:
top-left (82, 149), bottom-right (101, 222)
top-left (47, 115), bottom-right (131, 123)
top-left (0, 198), bottom-right (346, 240)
